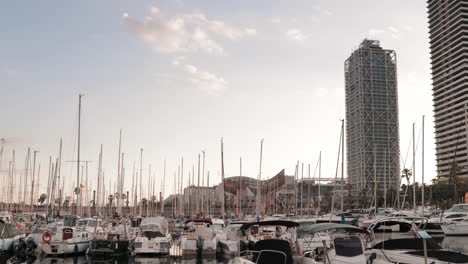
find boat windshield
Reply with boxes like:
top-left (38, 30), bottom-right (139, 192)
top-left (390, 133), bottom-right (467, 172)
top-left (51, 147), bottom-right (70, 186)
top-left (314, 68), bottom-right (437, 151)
top-left (78, 219), bottom-right (97, 227)
top-left (334, 236), bottom-right (363, 257)
top-left (140, 224), bottom-right (163, 233)
top-left (64, 216), bottom-right (77, 227)
top-left (227, 224), bottom-right (243, 232)
top-left (448, 204), bottom-right (468, 212)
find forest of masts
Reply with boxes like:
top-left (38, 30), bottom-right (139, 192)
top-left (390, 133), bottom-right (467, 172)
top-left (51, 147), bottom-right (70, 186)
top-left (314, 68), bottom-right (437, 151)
top-left (0, 96), bottom-right (431, 218)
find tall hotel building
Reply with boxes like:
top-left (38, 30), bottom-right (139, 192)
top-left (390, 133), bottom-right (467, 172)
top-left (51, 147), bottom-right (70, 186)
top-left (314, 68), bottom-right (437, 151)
top-left (428, 0), bottom-right (468, 179)
top-left (345, 39), bottom-right (401, 192)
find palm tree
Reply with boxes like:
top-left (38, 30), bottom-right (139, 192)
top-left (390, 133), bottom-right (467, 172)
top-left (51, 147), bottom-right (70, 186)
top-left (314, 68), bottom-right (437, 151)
top-left (400, 168), bottom-right (412, 210)
top-left (38, 194), bottom-right (47, 205)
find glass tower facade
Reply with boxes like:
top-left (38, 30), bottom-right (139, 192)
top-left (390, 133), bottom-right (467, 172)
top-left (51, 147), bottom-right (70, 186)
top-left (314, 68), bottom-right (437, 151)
top-left (345, 39), bottom-right (401, 193)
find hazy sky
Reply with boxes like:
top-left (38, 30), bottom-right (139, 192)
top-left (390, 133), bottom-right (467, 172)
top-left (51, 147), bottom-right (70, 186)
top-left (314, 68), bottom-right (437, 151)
top-left (0, 0), bottom-right (433, 198)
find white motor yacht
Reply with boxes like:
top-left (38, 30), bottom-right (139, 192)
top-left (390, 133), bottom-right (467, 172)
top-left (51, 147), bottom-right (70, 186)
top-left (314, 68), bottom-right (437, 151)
top-left (133, 217), bottom-right (172, 255)
top-left (0, 212), bottom-right (13, 224)
top-left (180, 219), bottom-right (217, 257)
top-left (217, 221), bottom-right (246, 257)
top-left (369, 237), bottom-right (468, 263)
top-left (441, 219), bottom-right (468, 236)
top-left (428, 204), bottom-right (468, 234)
top-left (0, 221), bottom-right (25, 252)
top-left (41, 215), bottom-right (96, 256)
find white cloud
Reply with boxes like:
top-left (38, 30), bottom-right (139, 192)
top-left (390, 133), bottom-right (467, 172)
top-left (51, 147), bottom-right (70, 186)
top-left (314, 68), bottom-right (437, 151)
top-left (245, 28), bottom-right (257, 36)
top-left (313, 6), bottom-right (333, 16)
top-left (271, 17), bottom-right (281, 24)
top-left (315, 87), bottom-right (328, 97)
top-left (391, 33), bottom-right (400, 40)
top-left (286, 28), bottom-right (307, 42)
top-left (388, 26), bottom-right (399, 33)
top-left (1, 67), bottom-right (17, 77)
top-left (402, 25), bottom-right (413, 31)
top-left (368, 28), bottom-right (385, 36)
top-left (172, 58), bottom-right (227, 94)
top-left (123, 7), bottom-right (255, 54)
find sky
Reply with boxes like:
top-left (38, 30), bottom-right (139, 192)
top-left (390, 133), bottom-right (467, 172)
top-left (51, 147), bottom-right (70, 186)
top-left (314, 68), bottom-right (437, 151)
top-left (0, 0), bottom-right (433, 199)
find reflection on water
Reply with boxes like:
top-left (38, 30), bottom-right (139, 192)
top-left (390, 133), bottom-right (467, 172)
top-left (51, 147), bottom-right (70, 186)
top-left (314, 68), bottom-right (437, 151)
top-left (441, 236), bottom-right (468, 253)
top-left (5, 236), bottom-right (468, 264)
top-left (2, 255), bottom-right (234, 264)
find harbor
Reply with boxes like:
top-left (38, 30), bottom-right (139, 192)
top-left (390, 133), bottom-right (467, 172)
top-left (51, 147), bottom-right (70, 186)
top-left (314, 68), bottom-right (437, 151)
top-left (3, 0), bottom-right (468, 263)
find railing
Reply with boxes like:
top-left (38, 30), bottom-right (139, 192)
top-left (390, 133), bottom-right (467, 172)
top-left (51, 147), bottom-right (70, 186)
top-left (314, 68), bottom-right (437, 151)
top-left (239, 250), bottom-right (287, 264)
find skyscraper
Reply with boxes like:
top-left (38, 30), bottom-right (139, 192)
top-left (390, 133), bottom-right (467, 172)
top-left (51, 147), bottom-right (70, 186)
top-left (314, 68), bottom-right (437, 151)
top-left (345, 39), bottom-right (400, 194)
top-left (428, 0), bottom-right (468, 180)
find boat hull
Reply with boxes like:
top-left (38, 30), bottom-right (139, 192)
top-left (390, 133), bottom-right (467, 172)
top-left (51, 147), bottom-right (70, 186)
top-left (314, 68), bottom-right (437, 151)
top-left (41, 240), bottom-right (90, 256)
top-left (180, 237), bottom-right (216, 256)
top-left (88, 239), bottom-right (133, 257)
top-left (442, 224), bottom-right (468, 236)
top-left (217, 239), bottom-right (239, 257)
top-left (133, 237), bottom-right (171, 255)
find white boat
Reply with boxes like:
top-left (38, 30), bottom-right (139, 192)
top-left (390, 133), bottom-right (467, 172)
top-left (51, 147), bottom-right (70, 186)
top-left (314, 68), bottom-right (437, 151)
top-left (216, 221), bottom-right (246, 257)
top-left (41, 215), bottom-right (96, 256)
top-left (363, 216), bottom-right (427, 241)
top-left (233, 238), bottom-right (316, 264)
top-left (369, 237), bottom-right (468, 264)
top-left (296, 223), bottom-right (388, 264)
top-left (442, 219), bottom-right (468, 236)
top-left (428, 204), bottom-right (468, 233)
top-left (133, 217), bottom-right (172, 255)
top-left (180, 219), bottom-right (217, 256)
top-left (0, 222), bottom-right (25, 252)
top-left (0, 212), bottom-right (13, 224)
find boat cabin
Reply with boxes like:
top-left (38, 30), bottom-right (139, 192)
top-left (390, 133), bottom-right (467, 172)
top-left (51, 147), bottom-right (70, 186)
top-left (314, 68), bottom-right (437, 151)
top-left (64, 215), bottom-right (78, 227)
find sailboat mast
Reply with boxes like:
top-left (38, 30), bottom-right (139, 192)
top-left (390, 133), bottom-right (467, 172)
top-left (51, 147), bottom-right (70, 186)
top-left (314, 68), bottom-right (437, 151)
top-left (318, 151), bottom-right (321, 216)
top-left (413, 123), bottom-right (416, 215)
top-left (341, 119), bottom-right (344, 213)
top-left (30, 150), bottom-right (38, 212)
top-left (116, 130), bottom-right (122, 212)
top-left (202, 151), bottom-right (205, 214)
top-left (23, 148), bottom-right (30, 212)
top-left (422, 115), bottom-right (425, 215)
top-left (162, 159), bottom-right (166, 214)
top-left (97, 144), bottom-right (103, 215)
top-left (256, 139), bottom-right (263, 218)
top-left (374, 145), bottom-right (377, 211)
top-left (181, 158), bottom-right (184, 217)
top-left (300, 163), bottom-right (304, 215)
top-left (384, 150), bottom-right (387, 209)
top-left (196, 154), bottom-right (200, 215)
top-left (307, 163), bottom-right (311, 216)
top-left (57, 139), bottom-right (62, 214)
top-left (139, 148), bottom-right (143, 216)
top-left (238, 157), bottom-right (242, 218)
top-left (76, 94), bottom-right (82, 216)
top-left (221, 138), bottom-right (226, 219)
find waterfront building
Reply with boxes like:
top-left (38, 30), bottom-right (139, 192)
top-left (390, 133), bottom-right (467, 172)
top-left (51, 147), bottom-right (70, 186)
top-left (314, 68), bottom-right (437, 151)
top-left (345, 39), bottom-right (401, 193)
top-left (428, 0), bottom-right (468, 179)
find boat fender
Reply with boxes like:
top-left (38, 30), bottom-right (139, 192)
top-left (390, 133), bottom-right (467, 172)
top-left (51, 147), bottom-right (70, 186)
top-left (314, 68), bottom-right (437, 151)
top-left (42, 232), bottom-right (52, 243)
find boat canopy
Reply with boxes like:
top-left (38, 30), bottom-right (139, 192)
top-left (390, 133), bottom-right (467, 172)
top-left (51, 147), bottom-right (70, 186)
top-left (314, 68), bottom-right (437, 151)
top-left (239, 220), bottom-right (300, 231)
top-left (140, 217), bottom-right (168, 228)
top-left (372, 238), bottom-right (441, 250)
top-left (0, 223), bottom-right (18, 238)
top-left (370, 220), bottom-right (412, 232)
top-left (184, 219), bottom-right (213, 225)
top-left (140, 217), bottom-right (169, 236)
top-left (252, 239), bottom-right (293, 264)
top-left (298, 223), bottom-right (368, 234)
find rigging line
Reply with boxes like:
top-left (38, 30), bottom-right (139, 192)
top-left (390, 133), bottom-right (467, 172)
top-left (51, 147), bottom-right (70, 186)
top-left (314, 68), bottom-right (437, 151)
top-left (401, 130), bottom-right (413, 170)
